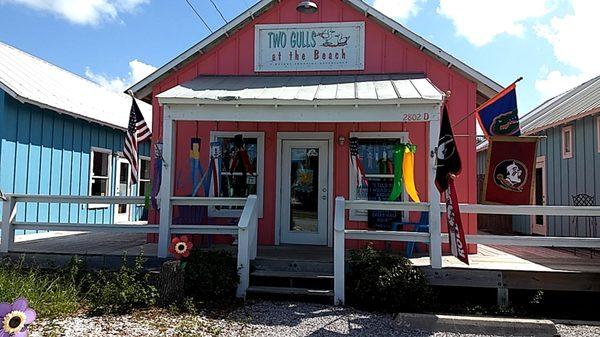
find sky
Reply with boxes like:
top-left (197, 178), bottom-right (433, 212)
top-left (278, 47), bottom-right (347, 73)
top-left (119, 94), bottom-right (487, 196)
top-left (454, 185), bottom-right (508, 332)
top-left (0, 0), bottom-right (598, 114)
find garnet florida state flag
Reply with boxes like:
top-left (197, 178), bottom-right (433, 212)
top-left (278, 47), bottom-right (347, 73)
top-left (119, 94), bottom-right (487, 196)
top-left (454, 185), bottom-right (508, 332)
top-left (483, 137), bottom-right (537, 205)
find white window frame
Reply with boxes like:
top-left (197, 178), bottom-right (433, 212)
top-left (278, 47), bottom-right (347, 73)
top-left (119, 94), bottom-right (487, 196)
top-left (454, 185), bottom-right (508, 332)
top-left (138, 155), bottom-right (151, 197)
top-left (88, 147), bottom-right (113, 209)
top-left (562, 125), bottom-right (573, 159)
top-left (348, 132), bottom-right (409, 222)
top-left (596, 115), bottom-right (600, 153)
top-left (208, 131), bottom-right (264, 218)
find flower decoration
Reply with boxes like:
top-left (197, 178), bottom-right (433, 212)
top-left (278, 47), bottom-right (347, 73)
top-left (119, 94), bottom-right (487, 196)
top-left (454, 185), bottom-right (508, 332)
top-left (169, 235), bottom-right (193, 260)
top-left (0, 298), bottom-right (36, 337)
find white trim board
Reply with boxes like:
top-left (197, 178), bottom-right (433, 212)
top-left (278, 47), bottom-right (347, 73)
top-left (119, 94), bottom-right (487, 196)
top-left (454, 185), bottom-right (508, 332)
top-left (164, 103), bottom-right (440, 123)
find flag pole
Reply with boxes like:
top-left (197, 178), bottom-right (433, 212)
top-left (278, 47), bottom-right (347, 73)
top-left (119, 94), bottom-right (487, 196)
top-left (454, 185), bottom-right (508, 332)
top-left (451, 76), bottom-right (523, 129)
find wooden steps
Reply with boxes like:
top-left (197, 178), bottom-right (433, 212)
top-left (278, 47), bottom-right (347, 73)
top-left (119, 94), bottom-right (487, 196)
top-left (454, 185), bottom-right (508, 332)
top-left (248, 257), bottom-right (334, 300)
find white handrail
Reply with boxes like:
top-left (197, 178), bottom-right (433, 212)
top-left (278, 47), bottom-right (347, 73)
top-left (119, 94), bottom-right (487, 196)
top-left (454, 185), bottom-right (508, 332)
top-left (236, 195), bottom-right (258, 299)
top-left (447, 203), bottom-right (600, 217)
top-left (6, 194), bottom-right (146, 204)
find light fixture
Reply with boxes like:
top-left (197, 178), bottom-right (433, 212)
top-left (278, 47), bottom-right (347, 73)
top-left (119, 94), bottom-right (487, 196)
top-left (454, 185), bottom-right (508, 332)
top-left (338, 136), bottom-right (346, 146)
top-left (296, 1), bottom-right (318, 14)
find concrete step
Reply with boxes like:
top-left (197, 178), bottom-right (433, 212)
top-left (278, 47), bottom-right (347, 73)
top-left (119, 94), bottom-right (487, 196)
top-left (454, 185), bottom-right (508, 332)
top-left (247, 286), bottom-right (333, 297)
top-left (251, 269), bottom-right (333, 279)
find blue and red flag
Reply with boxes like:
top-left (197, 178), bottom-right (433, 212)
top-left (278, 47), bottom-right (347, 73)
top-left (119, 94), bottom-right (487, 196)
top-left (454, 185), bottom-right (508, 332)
top-left (476, 83), bottom-right (520, 137)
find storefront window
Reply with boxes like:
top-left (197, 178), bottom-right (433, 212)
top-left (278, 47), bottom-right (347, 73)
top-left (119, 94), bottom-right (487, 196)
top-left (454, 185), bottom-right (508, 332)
top-left (210, 132), bottom-right (264, 217)
top-left (349, 132), bottom-right (409, 222)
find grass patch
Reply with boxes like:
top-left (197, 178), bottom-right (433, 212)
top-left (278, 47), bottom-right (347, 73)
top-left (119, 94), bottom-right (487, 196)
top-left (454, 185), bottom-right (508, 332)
top-left (0, 257), bottom-right (80, 318)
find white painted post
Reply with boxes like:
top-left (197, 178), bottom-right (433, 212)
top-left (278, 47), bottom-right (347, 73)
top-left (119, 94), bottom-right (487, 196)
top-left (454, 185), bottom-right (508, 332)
top-left (428, 106), bottom-right (442, 269)
top-left (250, 206), bottom-right (258, 260)
top-left (236, 195), bottom-right (258, 299)
top-left (236, 225), bottom-right (250, 299)
top-left (1, 196), bottom-right (16, 253)
top-left (158, 112), bottom-right (175, 258)
top-left (333, 196), bottom-right (346, 305)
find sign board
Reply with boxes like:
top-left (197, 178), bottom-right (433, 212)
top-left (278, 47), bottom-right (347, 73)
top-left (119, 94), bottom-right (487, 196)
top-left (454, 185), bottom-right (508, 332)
top-left (255, 22), bottom-right (365, 72)
top-left (367, 179), bottom-right (402, 230)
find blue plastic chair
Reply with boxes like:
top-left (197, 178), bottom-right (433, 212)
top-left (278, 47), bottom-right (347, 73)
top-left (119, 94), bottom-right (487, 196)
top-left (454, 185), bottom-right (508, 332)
top-left (391, 212), bottom-right (429, 257)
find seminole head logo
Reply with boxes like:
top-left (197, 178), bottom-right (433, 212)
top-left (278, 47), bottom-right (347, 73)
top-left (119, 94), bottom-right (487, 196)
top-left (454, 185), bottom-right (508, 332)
top-left (490, 109), bottom-right (520, 136)
top-left (493, 160), bottom-right (528, 192)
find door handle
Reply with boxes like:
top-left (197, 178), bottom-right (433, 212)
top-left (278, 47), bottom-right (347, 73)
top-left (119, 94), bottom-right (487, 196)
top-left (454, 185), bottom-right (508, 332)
top-left (322, 188), bottom-right (327, 192)
top-left (321, 195), bottom-right (327, 200)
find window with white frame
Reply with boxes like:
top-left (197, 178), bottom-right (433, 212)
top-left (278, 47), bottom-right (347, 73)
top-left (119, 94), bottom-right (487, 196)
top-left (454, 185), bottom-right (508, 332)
top-left (138, 156), bottom-right (151, 197)
top-left (562, 125), bottom-right (573, 159)
top-left (209, 131), bottom-right (264, 217)
top-left (89, 148), bottom-right (112, 208)
top-left (349, 132), bottom-right (409, 221)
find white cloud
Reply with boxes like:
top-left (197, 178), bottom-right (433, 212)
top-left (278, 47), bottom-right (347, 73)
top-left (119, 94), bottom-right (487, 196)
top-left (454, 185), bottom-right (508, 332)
top-left (371, 0), bottom-right (424, 21)
top-left (1, 0), bottom-right (148, 25)
top-left (86, 59), bottom-right (157, 93)
top-left (437, 0), bottom-right (552, 46)
top-left (534, 70), bottom-right (592, 100)
top-left (534, 0), bottom-right (600, 99)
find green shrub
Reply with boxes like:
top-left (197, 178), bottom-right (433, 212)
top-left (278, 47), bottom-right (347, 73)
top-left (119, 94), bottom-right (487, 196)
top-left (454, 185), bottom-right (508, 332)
top-left (84, 256), bottom-right (157, 315)
top-left (347, 245), bottom-right (432, 313)
top-left (184, 250), bottom-right (239, 304)
top-left (0, 257), bottom-right (80, 318)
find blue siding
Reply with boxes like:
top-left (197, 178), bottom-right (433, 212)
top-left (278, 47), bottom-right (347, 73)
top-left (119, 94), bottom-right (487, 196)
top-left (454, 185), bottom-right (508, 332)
top-left (0, 91), bottom-right (150, 235)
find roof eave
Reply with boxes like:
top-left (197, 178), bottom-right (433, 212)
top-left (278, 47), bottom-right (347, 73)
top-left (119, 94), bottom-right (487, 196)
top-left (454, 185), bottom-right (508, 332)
top-left (129, 0), bottom-right (502, 102)
top-left (0, 81), bottom-right (127, 131)
top-left (157, 97), bottom-right (443, 106)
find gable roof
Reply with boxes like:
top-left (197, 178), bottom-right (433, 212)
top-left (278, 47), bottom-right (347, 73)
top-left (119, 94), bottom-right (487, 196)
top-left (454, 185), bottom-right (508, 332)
top-left (521, 74), bottom-right (600, 134)
top-left (129, 0), bottom-right (502, 101)
top-left (0, 42), bottom-right (151, 131)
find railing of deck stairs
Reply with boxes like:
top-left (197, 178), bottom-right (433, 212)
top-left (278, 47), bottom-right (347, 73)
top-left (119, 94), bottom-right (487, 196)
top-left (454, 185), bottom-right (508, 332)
top-left (333, 196), bottom-right (600, 305)
top-left (0, 194), bottom-right (259, 298)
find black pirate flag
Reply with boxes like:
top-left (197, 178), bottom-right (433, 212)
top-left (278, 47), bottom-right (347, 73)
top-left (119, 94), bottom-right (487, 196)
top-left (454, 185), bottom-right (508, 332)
top-left (435, 105), bottom-right (462, 193)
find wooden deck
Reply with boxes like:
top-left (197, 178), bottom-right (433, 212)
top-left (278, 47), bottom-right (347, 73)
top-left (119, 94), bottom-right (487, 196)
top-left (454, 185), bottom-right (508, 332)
top-left (5, 232), bottom-right (600, 292)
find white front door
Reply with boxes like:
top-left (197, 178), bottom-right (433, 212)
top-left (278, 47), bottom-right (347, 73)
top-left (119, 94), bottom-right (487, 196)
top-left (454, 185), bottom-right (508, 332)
top-left (531, 156), bottom-right (547, 235)
top-left (280, 140), bottom-right (329, 245)
top-left (115, 158), bottom-right (131, 223)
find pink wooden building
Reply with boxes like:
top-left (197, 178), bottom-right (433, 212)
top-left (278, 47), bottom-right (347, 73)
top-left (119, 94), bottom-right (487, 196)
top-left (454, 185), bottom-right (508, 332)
top-left (130, 0), bottom-right (502, 256)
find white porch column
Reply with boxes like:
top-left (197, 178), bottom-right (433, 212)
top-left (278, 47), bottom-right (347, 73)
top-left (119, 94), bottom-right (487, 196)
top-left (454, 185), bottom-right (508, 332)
top-left (428, 105), bottom-right (442, 269)
top-left (158, 110), bottom-right (175, 258)
top-left (333, 196), bottom-right (346, 305)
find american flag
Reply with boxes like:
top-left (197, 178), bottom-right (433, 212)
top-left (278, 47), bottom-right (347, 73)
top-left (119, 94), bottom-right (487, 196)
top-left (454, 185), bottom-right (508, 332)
top-left (124, 97), bottom-right (151, 184)
top-left (349, 137), bottom-right (368, 188)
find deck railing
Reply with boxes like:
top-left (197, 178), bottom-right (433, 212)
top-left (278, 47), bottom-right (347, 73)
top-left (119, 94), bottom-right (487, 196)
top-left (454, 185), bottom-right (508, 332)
top-left (333, 196), bottom-right (600, 305)
top-left (0, 194), bottom-right (259, 298)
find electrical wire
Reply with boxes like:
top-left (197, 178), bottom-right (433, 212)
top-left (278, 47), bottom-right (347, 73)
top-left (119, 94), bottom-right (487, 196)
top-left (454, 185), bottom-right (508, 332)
top-left (208, 0), bottom-right (228, 23)
top-left (184, 0), bottom-right (213, 33)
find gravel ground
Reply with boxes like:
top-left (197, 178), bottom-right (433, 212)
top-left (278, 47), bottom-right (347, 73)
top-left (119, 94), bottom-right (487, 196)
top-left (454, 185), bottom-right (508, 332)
top-left (27, 301), bottom-right (600, 337)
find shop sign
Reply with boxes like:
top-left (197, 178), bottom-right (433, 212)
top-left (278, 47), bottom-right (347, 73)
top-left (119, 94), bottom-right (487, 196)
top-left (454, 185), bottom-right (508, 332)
top-left (255, 22), bottom-right (365, 72)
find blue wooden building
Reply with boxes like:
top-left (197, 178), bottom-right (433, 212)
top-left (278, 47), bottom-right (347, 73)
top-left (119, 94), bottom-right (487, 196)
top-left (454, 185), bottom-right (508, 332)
top-left (0, 42), bottom-right (152, 234)
top-left (477, 75), bottom-right (600, 237)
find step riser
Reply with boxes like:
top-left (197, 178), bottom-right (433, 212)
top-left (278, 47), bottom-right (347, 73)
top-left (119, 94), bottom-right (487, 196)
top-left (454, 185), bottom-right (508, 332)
top-left (252, 259), bottom-right (333, 273)
top-left (251, 275), bottom-right (333, 291)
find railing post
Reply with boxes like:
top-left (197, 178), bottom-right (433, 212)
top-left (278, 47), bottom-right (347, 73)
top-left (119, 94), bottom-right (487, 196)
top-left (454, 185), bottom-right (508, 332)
top-left (158, 114), bottom-right (175, 258)
top-left (236, 195), bottom-right (257, 299)
top-left (333, 196), bottom-right (346, 305)
top-left (428, 107), bottom-right (442, 269)
top-left (1, 196), bottom-right (16, 253)
top-left (236, 225), bottom-right (250, 299)
top-left (250, 201), bottom-right (258, 260)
